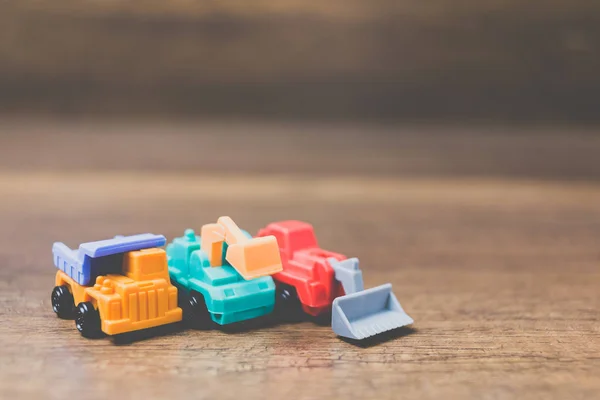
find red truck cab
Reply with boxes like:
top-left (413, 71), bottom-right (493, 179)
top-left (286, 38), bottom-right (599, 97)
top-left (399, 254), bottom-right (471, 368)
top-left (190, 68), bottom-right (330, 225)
top-left (257, 220), bottom-right (347, 317)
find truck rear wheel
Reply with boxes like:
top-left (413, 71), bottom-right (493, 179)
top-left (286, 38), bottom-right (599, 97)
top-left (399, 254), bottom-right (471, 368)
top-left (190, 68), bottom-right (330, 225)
top-left (75, 302), bottom-right (103, 338)
top-left (274, 283), bottom-right (305, 322)
top-left (51, 285), bottom-right (75, 319)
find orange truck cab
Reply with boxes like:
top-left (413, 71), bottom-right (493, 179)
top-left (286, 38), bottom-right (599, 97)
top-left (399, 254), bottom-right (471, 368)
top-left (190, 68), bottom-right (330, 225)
top-left (51, 234), bottom-right (182, 337)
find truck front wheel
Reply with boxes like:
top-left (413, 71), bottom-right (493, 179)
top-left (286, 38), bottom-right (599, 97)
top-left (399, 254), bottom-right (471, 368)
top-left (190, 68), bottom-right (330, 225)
top-left (75, 302), bottom-right (103, 338)
top-left (51, 285), bottom-right (75, 319)
top-left (185, 291), bottom-right (213, 330)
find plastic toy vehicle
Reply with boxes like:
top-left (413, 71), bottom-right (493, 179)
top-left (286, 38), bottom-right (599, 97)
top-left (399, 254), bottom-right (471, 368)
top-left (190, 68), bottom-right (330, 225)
top-left (167, 217), bottom-right (282, 327)
top-left (258, 220), bottom-right (346, 318)
top-left (51, 234), bottom-right (182, 337)
top-left (258, 220), bottom-right (413, 340)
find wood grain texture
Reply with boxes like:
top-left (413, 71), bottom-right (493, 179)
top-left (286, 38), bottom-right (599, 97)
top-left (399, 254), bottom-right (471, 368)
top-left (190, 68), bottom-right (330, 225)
top-left (1, 119), bottom-right (600, 180)
top-left (0, 120), bottom-right (599, 399)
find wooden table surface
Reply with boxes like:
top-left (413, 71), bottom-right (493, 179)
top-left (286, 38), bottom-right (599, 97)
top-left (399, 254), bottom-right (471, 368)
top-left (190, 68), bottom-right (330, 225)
top-left (1, 120), bottom-right (599, 399)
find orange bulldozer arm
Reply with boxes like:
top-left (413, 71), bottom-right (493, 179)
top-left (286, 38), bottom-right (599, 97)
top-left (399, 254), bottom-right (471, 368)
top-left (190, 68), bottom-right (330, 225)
top-left (201, 216), bottom-right (283, 280)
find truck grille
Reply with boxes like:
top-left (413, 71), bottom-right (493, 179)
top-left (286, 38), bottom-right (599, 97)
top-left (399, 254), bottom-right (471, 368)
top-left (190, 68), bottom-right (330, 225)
top-left (127, 288), bottom-right (167, 322)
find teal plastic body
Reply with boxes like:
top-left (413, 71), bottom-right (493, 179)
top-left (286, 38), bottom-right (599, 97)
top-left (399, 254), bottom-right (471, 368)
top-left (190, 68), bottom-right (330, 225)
top-left (167, 229), bottom-right (276, 325)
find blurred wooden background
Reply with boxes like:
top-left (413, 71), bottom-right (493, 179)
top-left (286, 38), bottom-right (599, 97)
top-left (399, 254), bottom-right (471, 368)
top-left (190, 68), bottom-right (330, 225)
top-left (1, 0), bottom-right (599, 120)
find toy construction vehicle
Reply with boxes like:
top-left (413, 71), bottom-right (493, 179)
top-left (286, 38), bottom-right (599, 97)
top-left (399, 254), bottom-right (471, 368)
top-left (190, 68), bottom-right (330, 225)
top-left (51, 234), bottom-right (182, 337)
top-left (258, 220), bottom-right (413, 340)
top-left (167, 217), bottom-right (282, 327)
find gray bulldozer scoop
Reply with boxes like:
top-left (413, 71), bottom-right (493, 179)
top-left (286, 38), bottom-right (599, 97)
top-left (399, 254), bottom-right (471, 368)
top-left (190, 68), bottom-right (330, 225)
top-left (329, 258), bottom-right (413, 340)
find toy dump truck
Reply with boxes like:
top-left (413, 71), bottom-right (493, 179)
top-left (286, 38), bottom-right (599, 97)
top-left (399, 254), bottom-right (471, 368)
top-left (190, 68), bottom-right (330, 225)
top-left (258, 220), bottom-right (413, 340)
top-left (51, 234), bottom-right (182, 337)
top-left (167, 217), bottom-right (282, 327)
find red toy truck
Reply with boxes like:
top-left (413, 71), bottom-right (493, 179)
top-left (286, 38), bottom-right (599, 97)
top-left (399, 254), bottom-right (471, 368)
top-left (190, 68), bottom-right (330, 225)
top-left (257, 220), bottom-right (348, 319)
top-left (258, 220), bottom-right (414, 340)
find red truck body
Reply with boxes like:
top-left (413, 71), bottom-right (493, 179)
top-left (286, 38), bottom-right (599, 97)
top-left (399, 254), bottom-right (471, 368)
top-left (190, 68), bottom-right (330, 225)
top-left (257, 220), bottom-right (347, 317)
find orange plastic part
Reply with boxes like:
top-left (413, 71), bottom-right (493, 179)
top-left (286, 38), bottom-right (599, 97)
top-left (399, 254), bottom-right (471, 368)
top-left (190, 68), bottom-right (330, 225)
top-left (200, 216), bottom-right (283, 280)
top-left (55, 248), bottom-right (182, 335)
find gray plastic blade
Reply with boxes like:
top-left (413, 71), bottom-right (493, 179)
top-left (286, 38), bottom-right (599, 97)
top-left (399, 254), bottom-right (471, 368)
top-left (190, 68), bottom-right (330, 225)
top-left (331, 283), bottom-right (414, 340)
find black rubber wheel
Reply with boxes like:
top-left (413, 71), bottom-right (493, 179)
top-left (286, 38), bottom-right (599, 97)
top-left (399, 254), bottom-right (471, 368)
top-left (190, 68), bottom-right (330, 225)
top-left (51, 285), bottom-right (75, 319)
top-left (312, 310), bottom-right (333, 326)
top-left (75, 302), bottom-right (102, 338)
top-left (274, 283), bottom-right (305, 322)
top-left (183, 291), bottom-right (214, 329)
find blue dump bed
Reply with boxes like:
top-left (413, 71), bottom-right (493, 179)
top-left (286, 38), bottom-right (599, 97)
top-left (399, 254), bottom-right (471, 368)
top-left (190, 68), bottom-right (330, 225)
top-left (52, 233), bottom-right (166, 286)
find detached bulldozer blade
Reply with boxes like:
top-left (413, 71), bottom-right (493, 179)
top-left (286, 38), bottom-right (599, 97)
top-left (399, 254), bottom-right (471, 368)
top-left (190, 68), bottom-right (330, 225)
top-left (328, 258), bottom-right (413, 340)
top-left (331, 284), bottom-right (413, 340)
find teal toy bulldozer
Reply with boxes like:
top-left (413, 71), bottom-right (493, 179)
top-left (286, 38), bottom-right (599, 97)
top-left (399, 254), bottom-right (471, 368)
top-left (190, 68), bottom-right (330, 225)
top-left (167, 229), bottom-right (276, 327)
